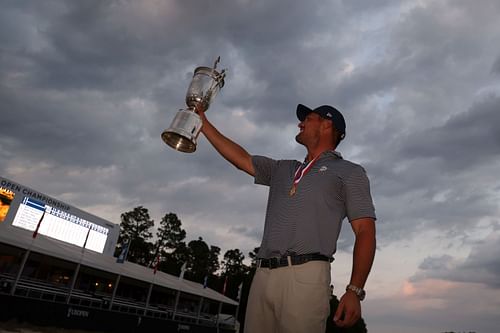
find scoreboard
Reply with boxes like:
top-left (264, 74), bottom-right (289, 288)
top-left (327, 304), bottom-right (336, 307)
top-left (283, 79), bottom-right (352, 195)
top-left (0, 177), bottom-right (118, 256)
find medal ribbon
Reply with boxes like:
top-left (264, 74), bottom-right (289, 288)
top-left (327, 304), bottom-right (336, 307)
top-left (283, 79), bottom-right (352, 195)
top-left (291, 154), bottom-right (322, 191)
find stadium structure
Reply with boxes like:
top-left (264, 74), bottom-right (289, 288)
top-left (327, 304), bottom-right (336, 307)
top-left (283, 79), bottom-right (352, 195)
top-left (0, 177), bottom-right (239, 333)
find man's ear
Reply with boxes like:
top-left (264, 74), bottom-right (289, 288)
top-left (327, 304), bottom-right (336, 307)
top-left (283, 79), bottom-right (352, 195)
top-left (321, 119), bottom-right (333, 131)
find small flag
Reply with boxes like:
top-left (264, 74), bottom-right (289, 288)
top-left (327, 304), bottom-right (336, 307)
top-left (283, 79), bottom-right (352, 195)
top-left (116, 240), bottom-right (130, 263)
top-left (237, 282), bottom-right (243, 300)
top-left (222, 276), bottom-right (228, 295)
top-left (32, 209), bottom-right (46, 239)
top-left (153, 255), bottom-right (160, 275)
top-left (179, 262), bottom-right (187, 280)
top-left (203, 275), bottom-right (208, 288)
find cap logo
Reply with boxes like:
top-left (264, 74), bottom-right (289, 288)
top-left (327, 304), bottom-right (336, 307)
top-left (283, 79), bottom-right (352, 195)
top-left (326, 112), bottom-right (332, 117)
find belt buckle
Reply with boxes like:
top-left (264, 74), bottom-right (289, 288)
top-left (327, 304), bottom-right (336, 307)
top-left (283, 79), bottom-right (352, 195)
top-left (269, 257), bottom-right (279, 269)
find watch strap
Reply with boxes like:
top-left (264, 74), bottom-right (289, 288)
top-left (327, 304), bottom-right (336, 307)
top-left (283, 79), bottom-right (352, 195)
top-left (346, 284), bottom-right (366, 301)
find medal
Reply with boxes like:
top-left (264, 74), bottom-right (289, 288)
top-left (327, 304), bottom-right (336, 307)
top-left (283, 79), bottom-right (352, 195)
top-left (289, 154), bottom-right (322, 198)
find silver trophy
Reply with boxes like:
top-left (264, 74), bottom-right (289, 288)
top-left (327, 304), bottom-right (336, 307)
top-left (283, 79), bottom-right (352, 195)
top-left (162, 57), bottom-right (226, 153)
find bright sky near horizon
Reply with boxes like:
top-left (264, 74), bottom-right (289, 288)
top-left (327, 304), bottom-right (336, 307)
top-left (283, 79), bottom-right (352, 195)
top-left (1, 1), bottom-right (500, 332)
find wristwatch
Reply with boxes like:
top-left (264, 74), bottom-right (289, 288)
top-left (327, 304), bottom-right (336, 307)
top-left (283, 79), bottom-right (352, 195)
top-left (346, 284), bottom-right (366, 301)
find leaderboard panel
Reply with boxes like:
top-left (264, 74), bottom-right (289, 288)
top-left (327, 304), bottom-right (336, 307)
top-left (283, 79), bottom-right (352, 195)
top-left (12, 197), bottom-right (109, 253)
top-left (0, 177), bottom-right (118, 256)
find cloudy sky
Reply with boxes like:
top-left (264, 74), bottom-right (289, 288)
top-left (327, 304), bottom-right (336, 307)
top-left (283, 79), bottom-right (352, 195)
top-left (1, 0), bottom-right (500, 332)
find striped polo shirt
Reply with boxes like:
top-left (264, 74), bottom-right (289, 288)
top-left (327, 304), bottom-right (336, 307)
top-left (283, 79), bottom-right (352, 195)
top-left (252, 150), bottom-right (376, 259)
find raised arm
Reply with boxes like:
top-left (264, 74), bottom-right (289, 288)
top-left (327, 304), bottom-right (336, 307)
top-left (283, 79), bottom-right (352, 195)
top-left (197, 110), bottom-right (255, 176)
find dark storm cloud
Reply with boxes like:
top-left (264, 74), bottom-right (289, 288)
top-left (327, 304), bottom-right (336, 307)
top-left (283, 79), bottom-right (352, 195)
top-left (412, 231), bottom-right (500, 288)
top-left (377, 93), bottom-right (500, 197)
top-left (399, 94), bottom-right (500, 167)
top-left (363, 95), bottom-right (500, 244)
top-left (418, 255), bottom-right (454, 271)
top-left (323, 0), bottom-right (500, 246)
top-left (0, 0), bottom-right (349, 172)
top-left (1, 0), bottom-right (498, 249)
top-left (0, 87), bottom-right (161, 169)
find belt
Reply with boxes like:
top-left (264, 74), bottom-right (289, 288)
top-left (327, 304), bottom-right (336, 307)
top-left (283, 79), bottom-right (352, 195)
top-left (256, 253), bottom-right (331, 269)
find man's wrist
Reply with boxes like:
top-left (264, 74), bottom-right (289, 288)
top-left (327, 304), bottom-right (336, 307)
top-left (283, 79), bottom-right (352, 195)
top-left (346, 284), bottom-right (366, 301)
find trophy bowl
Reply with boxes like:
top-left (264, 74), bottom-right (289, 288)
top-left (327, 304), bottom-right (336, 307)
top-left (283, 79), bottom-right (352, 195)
top-left (162, 58), bottom-right (226, 153)
top-left (186, 66), bottom-right (225, 111)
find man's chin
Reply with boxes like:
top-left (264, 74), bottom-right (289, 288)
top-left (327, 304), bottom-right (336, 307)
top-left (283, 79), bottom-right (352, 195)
top-left (295, 134), bottom-right (304, 145)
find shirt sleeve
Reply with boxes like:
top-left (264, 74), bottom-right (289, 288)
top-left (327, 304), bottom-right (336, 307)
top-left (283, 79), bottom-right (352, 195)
top-left (344, 165), bottom-right (377, 222)
top-left (252, 155), bottom-right (279, 186)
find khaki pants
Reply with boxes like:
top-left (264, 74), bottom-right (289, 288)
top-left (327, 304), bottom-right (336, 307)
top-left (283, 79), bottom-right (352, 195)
top-left (244, 260), bottom-right (331, 333)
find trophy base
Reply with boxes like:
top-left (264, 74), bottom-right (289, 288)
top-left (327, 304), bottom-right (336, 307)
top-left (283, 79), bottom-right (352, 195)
top-left (161, 109), bottom-right (202, 153)
top-left (161, 130), bottom-right (197, 153)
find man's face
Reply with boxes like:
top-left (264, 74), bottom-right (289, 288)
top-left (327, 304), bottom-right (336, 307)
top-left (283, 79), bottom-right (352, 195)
top-left (295, 112), bottom-right (324, 146)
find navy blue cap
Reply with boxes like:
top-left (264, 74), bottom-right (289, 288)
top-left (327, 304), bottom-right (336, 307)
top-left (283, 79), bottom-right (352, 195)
top-left (296, 104), bottom-right (346, 139)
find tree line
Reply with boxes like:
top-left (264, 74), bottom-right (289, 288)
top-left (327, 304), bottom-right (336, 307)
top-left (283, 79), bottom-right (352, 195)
top-left (114, 206), bottom-right (367, 333)
top-left (114, 206), bottom-right (254, 300)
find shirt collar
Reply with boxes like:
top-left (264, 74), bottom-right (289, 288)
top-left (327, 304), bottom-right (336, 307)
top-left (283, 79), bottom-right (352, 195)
top-left (326, 150), bottom-right (343, 159)
top-left (303, 150), bottom-right (343, 163)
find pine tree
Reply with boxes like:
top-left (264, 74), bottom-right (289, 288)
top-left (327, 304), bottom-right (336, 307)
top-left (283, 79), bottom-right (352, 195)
top-left (222, 249), bottom-right (247, 277)
top-left (150, 212), bottom-right (186, 267)
top-left (116, 206), bottom-right (154, 265)
top-left (185, 237), bottom-right (220, 282)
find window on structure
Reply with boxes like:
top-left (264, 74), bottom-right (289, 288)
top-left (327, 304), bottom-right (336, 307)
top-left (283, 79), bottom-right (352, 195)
top-left (178, 292), bottom-right (201, 314)
top-left (21, 252), bottom-right (76, 287)
top-left (0, 243), bottom-right (26, 277)
top-left (75, 266), bottom-right (117, 296)
top-left (149, 285), bottom-right (177, 309)
top-left (115, 276), bottom-right (149, 304)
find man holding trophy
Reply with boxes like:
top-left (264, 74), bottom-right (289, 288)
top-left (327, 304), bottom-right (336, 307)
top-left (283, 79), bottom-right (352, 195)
top-left (162, 59), bottom-right (377, 333)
